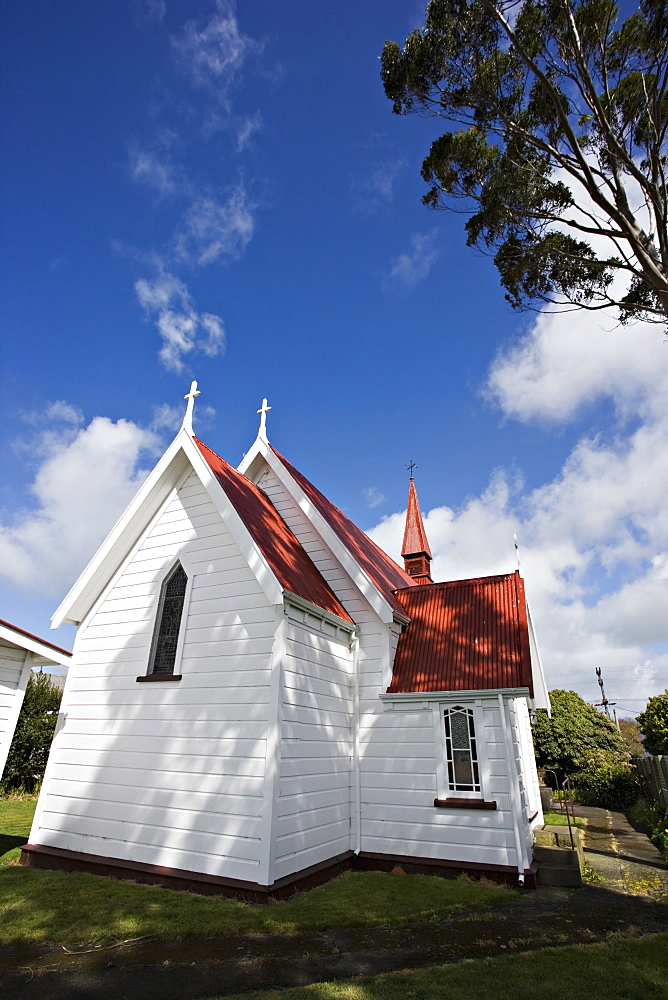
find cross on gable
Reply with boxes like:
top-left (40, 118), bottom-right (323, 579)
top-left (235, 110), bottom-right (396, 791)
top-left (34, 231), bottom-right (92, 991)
top-left (257, 397), bottom-right (271, 441)
top-left (182, 380), bottom-right (201, 434)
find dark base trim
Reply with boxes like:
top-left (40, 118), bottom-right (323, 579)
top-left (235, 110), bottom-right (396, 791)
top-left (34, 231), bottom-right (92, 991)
top-left (19, 844), bottom-right (355, 903)
top-left (356, 851), bottom-right (538, 889)
top-left (20, 843), bottom-right (538, 900)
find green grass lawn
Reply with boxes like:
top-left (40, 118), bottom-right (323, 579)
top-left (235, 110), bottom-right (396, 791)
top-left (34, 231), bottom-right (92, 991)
top-left (0, 798), bottom-right (514, 947)
top-left (543, 810), bottom-right (586, 828)
top-left (210, 933), bottom-right (668, 1000)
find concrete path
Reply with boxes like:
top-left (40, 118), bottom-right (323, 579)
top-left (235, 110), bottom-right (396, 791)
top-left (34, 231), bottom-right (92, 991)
top-left (575, 804), bottom-right (668, 900)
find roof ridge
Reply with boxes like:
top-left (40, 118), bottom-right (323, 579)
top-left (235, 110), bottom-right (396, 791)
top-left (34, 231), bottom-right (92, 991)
top-left (394, 570), bottom-right (519, 594)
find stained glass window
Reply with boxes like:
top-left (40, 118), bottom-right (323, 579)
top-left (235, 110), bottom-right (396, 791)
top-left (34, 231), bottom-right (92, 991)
top-left (443, 706), bottom-right (480, 792)
top-left (149, 563), bottom-right (187, 675)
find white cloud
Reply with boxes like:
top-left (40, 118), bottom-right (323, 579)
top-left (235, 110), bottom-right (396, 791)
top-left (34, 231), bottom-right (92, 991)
top-left (136, 0), bottom-right (165, 24)
top-left (171, 0), bottom-right (260, 104)
top-left (130, 147), bottom-right (179, 196)
top-left (0, 413), bottom-right (158, 598)
top-left (175, 186), bottom-right (255, 266)
top-left (382, 232), bottom-right (439, 292)
top-left (363, 486), bottom-right (386, 509)
top-left (135, 269), bottom-right (226, 372)
top-left (351, 159), bottom-right (406, 212)
top-left (369, 310), bottom-right (668, 710)
top-left (235, 112), bottom-right (262, 152)
top-left (485, 310), bottom-right (667, 424)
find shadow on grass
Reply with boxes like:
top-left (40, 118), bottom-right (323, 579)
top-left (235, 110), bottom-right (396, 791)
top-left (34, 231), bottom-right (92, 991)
top-left (0, 836), bottom-right (27, 862)
top-left (0, 867), bottom-right (514, 948)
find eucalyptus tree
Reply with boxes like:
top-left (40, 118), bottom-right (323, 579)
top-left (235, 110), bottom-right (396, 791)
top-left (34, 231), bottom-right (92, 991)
top-left (381, 0), bottom-right (668, 324)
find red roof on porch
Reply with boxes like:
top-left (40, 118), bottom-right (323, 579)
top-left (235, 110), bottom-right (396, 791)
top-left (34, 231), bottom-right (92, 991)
top-left (388, 572), bottom-right (533, 694)
top-left (271, 447), bottom-right (417, 616)
top-left (195, 438), bottom-right (353, 624)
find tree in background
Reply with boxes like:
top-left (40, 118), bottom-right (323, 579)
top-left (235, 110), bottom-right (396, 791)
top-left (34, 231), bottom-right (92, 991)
top-left (1, 673), bottom-right (62, 793)
top-left (381, 0), bottom-right (668, 324)
top-left (532, 688), bottom-right (630, 781)
top-left (636, 689), bottom-right (668, 755)
top-left (618, 717), bottom-right (644, 757)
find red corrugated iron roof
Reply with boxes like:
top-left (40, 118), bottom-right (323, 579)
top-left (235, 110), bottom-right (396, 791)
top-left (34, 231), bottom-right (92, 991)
top-left (388, 572), bottom-right (533, 694)
top-left (401, 479), bottom-right (432, 558)
top-left (0, 619), bottom-right (72, 657)
top-left (271, 446), bottom-right (417, 615)
top-left (195, 439), bottom-right (353, 624)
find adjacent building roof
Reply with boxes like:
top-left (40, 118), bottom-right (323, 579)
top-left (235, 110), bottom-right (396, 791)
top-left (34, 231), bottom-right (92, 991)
top-left (388, 572), bottom-right (533, 695)
top-left (195, 438), bottom-right (353, 624)
top-left (271, 446), bottom-right (416, 615)
top-left (0, 620), bottom-right (72, 666)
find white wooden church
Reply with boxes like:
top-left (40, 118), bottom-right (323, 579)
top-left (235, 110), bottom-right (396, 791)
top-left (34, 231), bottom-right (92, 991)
top-left (23, 385), bottom-right (550, 897)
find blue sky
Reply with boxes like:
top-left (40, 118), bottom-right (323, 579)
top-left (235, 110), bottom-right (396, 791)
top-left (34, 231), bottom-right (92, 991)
top-left (1, 0), bottom-right (666, 713)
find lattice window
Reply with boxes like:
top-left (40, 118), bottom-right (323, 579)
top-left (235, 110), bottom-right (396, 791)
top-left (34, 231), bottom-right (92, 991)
top-left (443, 706), bottom-right (480, 792)
top-left (148, 562), bottom-right (188, 675)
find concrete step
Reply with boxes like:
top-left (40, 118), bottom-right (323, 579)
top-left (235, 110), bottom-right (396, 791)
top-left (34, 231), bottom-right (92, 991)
top-left (533, 844), bottom-right (581, 867)
top-left (537, 863), bottom-right (583, 887)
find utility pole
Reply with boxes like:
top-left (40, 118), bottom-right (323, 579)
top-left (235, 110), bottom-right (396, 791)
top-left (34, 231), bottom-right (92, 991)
top-left (595, 666), bottom-right (618, 727)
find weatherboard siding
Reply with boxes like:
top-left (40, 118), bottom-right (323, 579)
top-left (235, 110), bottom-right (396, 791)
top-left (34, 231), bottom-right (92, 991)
top-left (515, 696), bottom-right (542, 829)
top-left (274, 617), bottom-right (353, 880)
top-left (255, 463), bottom-right (377, 622)
top-left (32, 468), bottom-right (276, 881)
top-left (0, 645), bottom-right (31, 777)
top-left (0, 648), bottom-right (26, 742)
top-left (357, 698), bottom-right (520, 869)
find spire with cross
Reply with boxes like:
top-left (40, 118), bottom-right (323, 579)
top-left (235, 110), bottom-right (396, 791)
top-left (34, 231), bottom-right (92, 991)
top-left (257, 397), bottom-right (271, 442)
top-left (182, 380), bottom-right (201, 435)
top-left (401, 468), bottom-right (432, 585)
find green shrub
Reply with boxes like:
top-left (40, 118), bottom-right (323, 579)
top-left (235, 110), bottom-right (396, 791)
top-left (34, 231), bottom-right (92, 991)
top-left (1, 673), bottom-right (62, 793)
top-left (532, 690), bottom-right (630, 785)
top-left (628, 797), bottom-right (668, 860)
top-left (636, 689), bottom-right (668, 755)
top-left (571, 764), bottom-right (641, 809)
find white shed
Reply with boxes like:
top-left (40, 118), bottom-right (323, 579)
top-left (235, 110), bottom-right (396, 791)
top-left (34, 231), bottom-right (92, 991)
top-left (23, 388), bottom-right (549, 897)
top-left (0, 620), bottom-right (71, 781)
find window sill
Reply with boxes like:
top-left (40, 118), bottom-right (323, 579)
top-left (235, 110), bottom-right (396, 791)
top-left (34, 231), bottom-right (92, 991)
top-left (434, 797), bottom-right (497, 810)
top-left (136, 674), bottom-right (183, 683)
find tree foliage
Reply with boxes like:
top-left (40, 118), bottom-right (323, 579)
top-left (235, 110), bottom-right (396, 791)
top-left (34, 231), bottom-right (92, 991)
top-left (531, 688), bottom-right (630, 781)
top-left (618, 717), bottom-right (644, 756)
top-left (1, 673), bottom-right (62, 792)
top-left (636, 688), bottom-right (668, 754)
top-left (381, 0), bottom-right (668, 323)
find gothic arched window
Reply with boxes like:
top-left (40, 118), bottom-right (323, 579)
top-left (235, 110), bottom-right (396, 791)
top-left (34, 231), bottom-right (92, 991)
top-left (148, 562), bottom-right (188, 676)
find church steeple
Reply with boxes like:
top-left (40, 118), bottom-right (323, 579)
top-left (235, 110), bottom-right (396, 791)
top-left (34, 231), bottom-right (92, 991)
top-left (401, 472), bottom-right (432, 584)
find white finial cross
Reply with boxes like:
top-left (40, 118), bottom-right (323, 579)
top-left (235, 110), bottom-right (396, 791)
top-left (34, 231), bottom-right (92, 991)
top-left (257, 397), bottom-right (271, 441)
top-left (513, 532), bottom-right (522, 572)
top-left (182, 380), bottom-right (201, 434)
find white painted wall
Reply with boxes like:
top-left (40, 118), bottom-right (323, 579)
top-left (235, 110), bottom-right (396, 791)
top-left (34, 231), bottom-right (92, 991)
top-left (274, 611), bottom-right (353, 881)
top-left (514, 696), bottom-right (544, 834)
top-left (0, 645), bottom-right (32, 778)
top-left (31, 467), bottom-right (278, 884)
top-left (253, 459), bottom-right (530, 873)
top-left (359, 695), bottom-right (521, 869)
